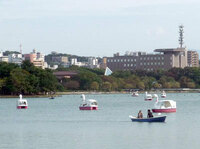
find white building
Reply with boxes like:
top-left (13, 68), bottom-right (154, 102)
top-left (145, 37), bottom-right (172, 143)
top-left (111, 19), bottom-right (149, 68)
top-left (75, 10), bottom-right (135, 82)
top-left (70, 58), bottom-right (86, 67)
top-left (0, 52), bottom-right (8, 63)
top-left (88, 57), bottom-right (99, 68)
top-left (8, 53), bottom-right (23, 65)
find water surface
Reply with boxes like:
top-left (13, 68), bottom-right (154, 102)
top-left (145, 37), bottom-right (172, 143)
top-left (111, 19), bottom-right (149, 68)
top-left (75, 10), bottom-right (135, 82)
top-left (0, 93), bottom-right (199, 149)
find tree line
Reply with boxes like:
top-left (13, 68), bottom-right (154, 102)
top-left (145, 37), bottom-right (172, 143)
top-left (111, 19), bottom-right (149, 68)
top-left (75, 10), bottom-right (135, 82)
top-left (0, 61), bottom-right (62, 95)
top-left (0, 61), bottom-right (200, 95)
top-left (58, 66), bottom-right (200, 91)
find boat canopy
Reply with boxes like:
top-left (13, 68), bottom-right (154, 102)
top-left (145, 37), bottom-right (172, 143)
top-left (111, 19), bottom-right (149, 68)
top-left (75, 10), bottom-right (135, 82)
top-left (88, 99), bottom-right (98, 105)
top-left (155, 100), bottom-right (176, 109)
top-left (17, 100), bottom-right (28, 106)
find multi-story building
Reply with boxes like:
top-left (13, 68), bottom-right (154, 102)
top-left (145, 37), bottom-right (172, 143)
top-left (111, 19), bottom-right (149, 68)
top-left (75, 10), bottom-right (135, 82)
top-left (0, 56), bottom-right (9, 63)
top-left (187, 50), bottom-right (199, 67)
top-left (88, 57), bottom-right (99, 68)
top-left (51, 56), bottom-right (68, 64)
top-left (105, 48), bottom-right (188, 72)
top-left (24, 49), bottom-right (47, 69)
top-left (8, 53), bottom-right (23, 65)
top-left (70, 58), bottom-right (86, 67)
top-left (0, 51), bottom-right (9, 62)
top-left (100, 57), bottom-right (107, 69)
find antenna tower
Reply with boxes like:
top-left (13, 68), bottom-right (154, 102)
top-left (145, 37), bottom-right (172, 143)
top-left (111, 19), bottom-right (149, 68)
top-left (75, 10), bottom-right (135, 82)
top-left (19, 44), bottom-right (22, 54)
top-left (179, 25), bottom-right (184, 48)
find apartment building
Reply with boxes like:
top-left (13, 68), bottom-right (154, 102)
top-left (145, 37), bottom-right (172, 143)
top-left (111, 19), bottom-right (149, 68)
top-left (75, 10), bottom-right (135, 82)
top-left (24, 49), bottom-right (47, 69)
top-left (105, 48), bottom-right (188, 72)
top-left (187, 50), bottom-right (199, 67)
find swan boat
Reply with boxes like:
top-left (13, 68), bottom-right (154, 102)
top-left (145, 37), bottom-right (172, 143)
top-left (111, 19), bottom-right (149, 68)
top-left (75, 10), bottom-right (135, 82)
top-left (144, 92), bottom-right (153, 101)
top-left (132, 91), bottom-right (139, 97)
top-left (152, 94), bottom-right (176, 113)
top-left (161, 91), bottom-right (166, 98)
top-left (17, 94), bottom-right (28, 109)
top-left (79, 94), bottom-right (98, 110)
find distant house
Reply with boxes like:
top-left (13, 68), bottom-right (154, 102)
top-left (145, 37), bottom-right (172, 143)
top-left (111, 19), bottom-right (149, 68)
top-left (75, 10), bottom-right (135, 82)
top-left (53, 71), bottom-right (78, 80)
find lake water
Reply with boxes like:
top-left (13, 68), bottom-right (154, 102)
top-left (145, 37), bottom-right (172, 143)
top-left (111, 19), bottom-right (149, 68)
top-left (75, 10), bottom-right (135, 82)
top-left (0, 93), bottom-right (200, 149)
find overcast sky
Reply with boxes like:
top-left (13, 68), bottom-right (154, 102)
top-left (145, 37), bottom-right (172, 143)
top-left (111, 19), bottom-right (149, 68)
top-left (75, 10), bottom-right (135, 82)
top-left (1, 0), bottom-right (200, 56)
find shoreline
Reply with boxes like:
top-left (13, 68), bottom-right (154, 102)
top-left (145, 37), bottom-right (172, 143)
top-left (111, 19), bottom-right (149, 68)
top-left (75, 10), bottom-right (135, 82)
top-left (1, 89), bottom-right (200, 98)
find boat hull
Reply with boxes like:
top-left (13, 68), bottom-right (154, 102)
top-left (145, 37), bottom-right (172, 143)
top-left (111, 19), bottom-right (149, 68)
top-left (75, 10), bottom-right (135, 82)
top-left (152, 108), bottom-right (176, 113)
top-left (130, 116), bottom-right (166, 122)
top-left (17, 106), bottom-right (28, 109)
top-left (79, 106), bottom-right (98, 110)
top-left (145, 98), bottom-right (152, 101)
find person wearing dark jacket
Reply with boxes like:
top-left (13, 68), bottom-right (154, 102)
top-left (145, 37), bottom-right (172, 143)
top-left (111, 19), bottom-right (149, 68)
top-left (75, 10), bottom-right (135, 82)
top-left (147, 109), bottom-right (153, 118)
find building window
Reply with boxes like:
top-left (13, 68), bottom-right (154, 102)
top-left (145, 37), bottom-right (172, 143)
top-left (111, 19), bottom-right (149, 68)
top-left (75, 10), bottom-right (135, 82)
top-left (134, 59), bottom-right (136, 62)
top-left (144, 62), bottom-right (146, 65)
top-left (151, 57), bottom-right (153, 60)
top-left (111, 59), bottom-right (113, 62)
top-left (162, 62), bottom-right (164, 65)
top-left (117, 59), bottom-right (120, 62)
top-left (154, 57), bottom-right (157, 60)
top-left (124, 59), bottom-right (126, 62)
top-left (140, 57), bottom-right (143, 60)
top-left (144, 57), bottom-right (146, 60)
top-left (158, 57), bottom-right (160, 60)
top-left (140, 63), bottom-right (143, 65)
top-left (151, 62), bottom-right (153, 65)
top-left (114, 59), bottom-right (116, 62)
top-left (124, 64), bottom-right (126, 67)
top-left (147, 62), bottom-right (149, 65)
top-left (147, 57), bottom-right (149, 60)
top-left (131, 59), bottom-right (133, 62)
top-left (158, 62), bottom-right (160, 65)
top-left (107, 59), bottom-right (110, 62)
top-left (127, 64), bottom-right (130, 67)
top-left (128, 59), bottom-right (130, 62)
top-left (131, 64), bottom-right (133, 66)
top-left (162, 57), bottom-right (164, 60)
top-left (121, 59), bottom-right (123, 62)
top-left (155, 62), bottom-right (157, 65)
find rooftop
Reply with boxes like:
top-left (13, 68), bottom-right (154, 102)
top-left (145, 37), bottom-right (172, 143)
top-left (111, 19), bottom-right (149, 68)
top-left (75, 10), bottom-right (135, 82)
top-left (154, 48), bottom-right (186, 53)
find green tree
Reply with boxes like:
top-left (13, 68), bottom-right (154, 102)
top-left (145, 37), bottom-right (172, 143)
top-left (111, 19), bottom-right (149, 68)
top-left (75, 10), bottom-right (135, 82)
top-left (102, 82), bottom-right (112, 91)
top-left (10, 68), bottom-right (30, 94)
top-left (137, 82), bottom-right (145, 90)
top-left (38, 70), bottom-right (58, 93)
top-left (90, 81), bottom-right (99, 90)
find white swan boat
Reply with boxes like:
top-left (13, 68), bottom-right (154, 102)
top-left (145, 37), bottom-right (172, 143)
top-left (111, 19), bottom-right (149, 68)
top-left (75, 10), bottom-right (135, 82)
top-left (79, 94), bottom-right (98, 110)
top-left (132, 91), bottom-right (139, 97)
top-left (17, 94), bottom-right (28, 109)
top-left (161, 91), bottom-right (166, 98)
top-left (152, 94), bottom-right (176, 113)
top-left (144, 92), bottom-right (152, 101)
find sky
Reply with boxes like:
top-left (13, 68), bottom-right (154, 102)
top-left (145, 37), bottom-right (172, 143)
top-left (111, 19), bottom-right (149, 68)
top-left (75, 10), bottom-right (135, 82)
top-left (1, 0), bottom-right (200, 57)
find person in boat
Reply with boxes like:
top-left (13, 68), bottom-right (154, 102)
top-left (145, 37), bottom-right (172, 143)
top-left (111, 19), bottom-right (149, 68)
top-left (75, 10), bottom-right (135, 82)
top-left (137, 110), bottom-right (143, 118)
top-left (147, 109), bottom-right (153, 118)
